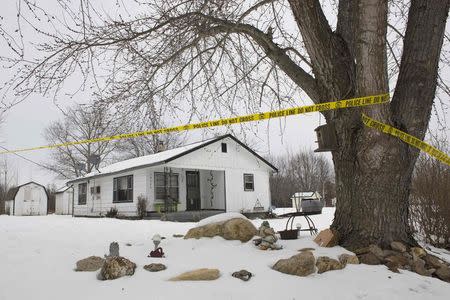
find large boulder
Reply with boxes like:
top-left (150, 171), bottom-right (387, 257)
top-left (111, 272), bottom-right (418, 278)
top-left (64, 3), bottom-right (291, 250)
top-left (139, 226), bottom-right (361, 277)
top-left (424, 254), bottom-right (446, 269)
top-left (75, 256), bottom-right (105, 272)
top-left (99, 256), bottom-right (136, 280)
top-left (358, 252), bottom-right (382, 265)
top-left (272, 251), bottom-right (315, 277)
top-left (338, 254), bottom-right (360, 265)
top-left (169, 268), bottom-right (220, 281)
top-left (435, 266), bottom-right (450, 282)
top-left (316, 256), bottom-right (344, 274)
top-left (184, 218), bottom-right (257, 242)
top-left (411, 247), bottom-right (427, 259)
top-left (390, 241), bottom-right (407, 253)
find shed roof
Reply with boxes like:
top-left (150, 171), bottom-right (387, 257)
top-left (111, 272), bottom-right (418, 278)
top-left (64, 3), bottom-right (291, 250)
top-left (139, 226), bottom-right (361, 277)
top-left (291, 191), bottom-right (321, 198)
top-left (67, 134), bottom-right (277, 184)
top-left (5, 181), bottom-right (48, 200)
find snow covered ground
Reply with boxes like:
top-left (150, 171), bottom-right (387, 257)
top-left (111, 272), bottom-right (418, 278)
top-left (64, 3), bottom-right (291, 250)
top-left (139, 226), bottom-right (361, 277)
top-left (1, 208), bottom-right (449, 300)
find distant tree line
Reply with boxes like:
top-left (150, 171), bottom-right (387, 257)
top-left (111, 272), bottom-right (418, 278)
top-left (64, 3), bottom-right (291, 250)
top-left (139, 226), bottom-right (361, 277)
top-left (269, 149), bottom-right (335, 208)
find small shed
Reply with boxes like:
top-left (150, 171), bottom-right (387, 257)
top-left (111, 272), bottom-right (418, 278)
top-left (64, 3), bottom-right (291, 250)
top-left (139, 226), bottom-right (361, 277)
top-left (291, 191), bottom-right (322, 209)
top-left (6, 182), bottom-right (49, 216)
top-left (55, 185), bottom-right (74, 215)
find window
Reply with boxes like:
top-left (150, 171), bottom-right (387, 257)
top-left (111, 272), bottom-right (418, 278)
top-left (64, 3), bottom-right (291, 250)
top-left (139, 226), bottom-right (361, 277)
top-left (90, 186), bottom-right (101, 194)
top-left (154, 172), bottom-right (179, 202)
top-left (221, 143), bottom-right (227, 153)
top-left (24, 186), bottom-right (31, 201)
top-left (78, 183), bottom-right (87, 205)
top-left (113, 175), bottom-right (133, 203)
top-left (243, 174), bottom-right (254, 191)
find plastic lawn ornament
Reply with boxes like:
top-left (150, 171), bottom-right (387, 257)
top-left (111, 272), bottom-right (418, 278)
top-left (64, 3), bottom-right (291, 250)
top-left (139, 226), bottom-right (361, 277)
top-left (148, 234), bottom-right (165, 258)
top-left (152, 234), bottom-right (162, 249)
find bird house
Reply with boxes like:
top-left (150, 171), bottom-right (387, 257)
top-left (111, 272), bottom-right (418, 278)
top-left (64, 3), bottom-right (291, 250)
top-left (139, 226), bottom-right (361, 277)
top-left (314, 123), bottom-right (338, 152)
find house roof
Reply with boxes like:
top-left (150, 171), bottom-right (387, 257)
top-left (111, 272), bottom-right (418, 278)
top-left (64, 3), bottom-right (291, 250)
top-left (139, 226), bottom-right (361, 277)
top-left (5, 181), bottom-right (48, 200)
top-left (55, 185), bottom-right (73, 194)
top-left (67, 134), bottom-right (277, 184)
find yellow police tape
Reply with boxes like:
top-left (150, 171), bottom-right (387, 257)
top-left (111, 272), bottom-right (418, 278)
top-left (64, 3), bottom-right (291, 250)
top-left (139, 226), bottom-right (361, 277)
top-left (2, 92), bottom-right (449, 166)
top-left (362, 114), bottom-right (450, 166)
top-left (0, 93), bottom-right (390, 155)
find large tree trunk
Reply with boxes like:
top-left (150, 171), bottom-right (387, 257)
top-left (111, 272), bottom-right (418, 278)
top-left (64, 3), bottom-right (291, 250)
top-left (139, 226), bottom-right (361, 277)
top-left (289, 0), bottom-right (450, 249)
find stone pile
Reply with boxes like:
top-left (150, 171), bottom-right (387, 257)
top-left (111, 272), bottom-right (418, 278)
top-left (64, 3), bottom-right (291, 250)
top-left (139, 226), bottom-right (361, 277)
top-left (272, 250), bottom-right (360, 276)
top-left (355, 241), bottom-right (450, 282)
top-left (253, 221), bottom-right (282, 250)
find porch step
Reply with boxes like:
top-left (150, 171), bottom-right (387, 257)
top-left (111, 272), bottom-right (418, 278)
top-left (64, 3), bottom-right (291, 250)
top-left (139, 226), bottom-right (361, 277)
top-left (144, 210), bottom-right (225, 222)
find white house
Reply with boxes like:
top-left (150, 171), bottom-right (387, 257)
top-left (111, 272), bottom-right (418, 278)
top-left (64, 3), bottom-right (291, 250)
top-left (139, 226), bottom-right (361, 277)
top-left (55, 185), bottom-right (74, 215)
top-left (5, 182), bottom-right (49, 216)
top-left (67, 134), bottom-right (277, 217)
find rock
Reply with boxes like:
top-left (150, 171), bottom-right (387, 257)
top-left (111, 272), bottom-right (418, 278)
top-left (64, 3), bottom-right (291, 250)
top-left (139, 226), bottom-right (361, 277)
top-left (172, 234), bottom-right (184, 238)
top-left (232, 269), bottom-right (253, 281)
top-left (424, 254), bottom-right (446, 269)
top-left (259, 244), bottom-right (269, 250)
top-left (384, 254), bottom-right (409, 268)
top-left (222, 218), bottom-right (258, 242)
top-left (298, 247), bottom-right (315, 252)
top-left (99, 256), bottom-right (136, 280)
top-left (272, 251), bottom-right (315, 277)
top-left (261, 227), bottom-right (276, 236)
top-left (358, 252), bottom-right (382, 265)
top-left (338, 254), bottom-right (359, 265)
top-left (75, 256), bottom-right (105, 272)
top-left (411, 247), bottom-right (427, 259)
top-left (354, 247), bottom-right (370, 255)
top-left (107, 242), bottom-right (120, 257)
top-left (385, 261), bottom-right (400, 273)
top-left (412, 258), bottom-right (434, 277)
top-left (313, 229), bottom-right (339, 247)
top-left (435, 266), bottom-right (450, 282)
top-left (144, 263), bottom-right (167, 272)
top-left (253, 238), bottom-right (262, 246)
top-left (169, 268), bottom-right (220, 281)
top-left (184, 218), bottom-right (257, 243)
top-left (316, 256), bottom-right (344, 274)
top-left (368, 244), bottom-right (384, 259)
top-left (390, 241), bottom-right (407, 253)
top-left (382, 250), bottom-right (399, 258)
top-left (262, 235), bottom-right (277, 244)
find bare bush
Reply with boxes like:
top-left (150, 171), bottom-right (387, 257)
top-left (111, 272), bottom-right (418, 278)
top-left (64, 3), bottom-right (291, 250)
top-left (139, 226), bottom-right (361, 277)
top-left (137, 195), bottom-right (148, 219)
top-left (105, 207), bottom-right (118, 218)
top-left (410, 139), bottom-right (450, 249)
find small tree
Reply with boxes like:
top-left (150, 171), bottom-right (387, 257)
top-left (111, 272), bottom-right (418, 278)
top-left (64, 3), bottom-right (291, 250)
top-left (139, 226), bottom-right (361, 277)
top-left (44, 104), bottom-right (119, 179)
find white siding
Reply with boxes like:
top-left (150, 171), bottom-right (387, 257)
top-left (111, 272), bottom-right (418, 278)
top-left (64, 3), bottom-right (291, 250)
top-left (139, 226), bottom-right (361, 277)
top-left (166, 137), bottom-right (273, 213)
top-left (71, 136), bottom-right (274, 216)
top-left (55, 189), bottom-right (73, 215)
top-left (12, 183), bottom-right (48, 216)
top-left (73, 168), bottom-right (147, 217)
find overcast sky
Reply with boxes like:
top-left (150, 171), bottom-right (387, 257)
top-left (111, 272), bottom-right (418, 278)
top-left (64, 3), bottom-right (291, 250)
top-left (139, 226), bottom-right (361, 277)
top-left (0, 1), bottom-right (448, 188)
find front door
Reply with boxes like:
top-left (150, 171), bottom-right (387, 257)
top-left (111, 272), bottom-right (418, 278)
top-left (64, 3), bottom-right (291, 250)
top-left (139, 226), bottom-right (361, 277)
top-left (186, 171), bottom-right (200, 211)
